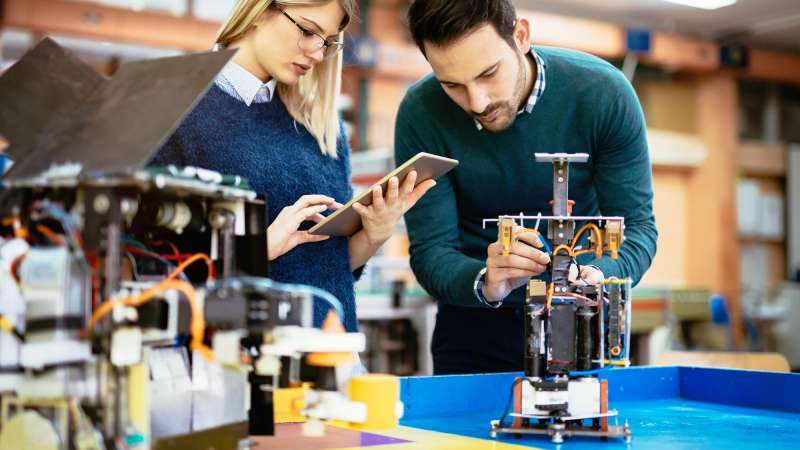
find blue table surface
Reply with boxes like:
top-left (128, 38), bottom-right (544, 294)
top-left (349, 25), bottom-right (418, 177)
top-left (399, 366), bottom-right (800, 449)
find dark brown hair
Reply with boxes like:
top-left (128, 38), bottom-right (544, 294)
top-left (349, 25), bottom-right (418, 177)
top-left (407, 0), bottom-right (517, 56)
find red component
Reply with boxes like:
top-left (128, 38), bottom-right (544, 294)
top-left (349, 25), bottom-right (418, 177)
top-left (601, 378), bottom-right (609, 432)
top-left (548, 199), bottom-right (576, 215)
top-left (513, 376), bottom-right (523, 429)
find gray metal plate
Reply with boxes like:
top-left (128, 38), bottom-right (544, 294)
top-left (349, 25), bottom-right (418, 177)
top-left (0, 37), bottom-right (105, 161)
top-left (1, 39), bottom-right (235, 181)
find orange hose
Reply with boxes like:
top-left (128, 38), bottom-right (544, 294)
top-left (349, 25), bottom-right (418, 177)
top-left (166, 253), bottom-right (215, 282)
top-left (552, 244), bottom-right (573, 256)
top-left (86, 280), bottom-right (213, 360)
top-left (571, 223), bottom-right (603, 258)
top-left (35, 224), bottom-right (65, 245)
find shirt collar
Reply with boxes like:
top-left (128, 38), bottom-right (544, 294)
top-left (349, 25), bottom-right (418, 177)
top-left (474, 47), bottom-right (547, 131)
top-left (216, 60), bottom-right (277, 106)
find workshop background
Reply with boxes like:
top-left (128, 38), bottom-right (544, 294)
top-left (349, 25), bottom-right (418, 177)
top-left (1, 0), bottom-right (799, 375)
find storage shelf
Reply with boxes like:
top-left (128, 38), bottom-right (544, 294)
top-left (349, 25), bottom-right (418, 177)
top-left (738, 140), bottom-right (787, 177)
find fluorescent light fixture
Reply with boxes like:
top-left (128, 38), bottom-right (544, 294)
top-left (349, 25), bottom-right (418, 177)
top-left (661, 0), bottom-right (737, 10)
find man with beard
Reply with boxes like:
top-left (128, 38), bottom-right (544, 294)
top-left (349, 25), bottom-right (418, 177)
top-left (395, 0), bottom-right (657, 375)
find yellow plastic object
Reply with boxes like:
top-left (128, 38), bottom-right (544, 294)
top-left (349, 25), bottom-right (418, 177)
top-left (274, 386), bottom-right (308, 423)
top-left (128, 362), bottom-right (150, 438)
top-left (348, 374), bottom-right (400, 430)
top-left (0, 411), bottom-right (59, 450)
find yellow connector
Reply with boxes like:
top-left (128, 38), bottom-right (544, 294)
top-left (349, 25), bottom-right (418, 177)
top-left (499, 217), bottom-right (515, 256)
top-left (604, 220), bottom-right (623, 260)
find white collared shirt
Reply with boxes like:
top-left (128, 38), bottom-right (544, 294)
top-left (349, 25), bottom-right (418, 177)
top-left (214, 61), bottom-right (277, 106)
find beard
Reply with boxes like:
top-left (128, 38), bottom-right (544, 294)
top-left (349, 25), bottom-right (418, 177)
top-left (475, 52), bottom-right (529, 133)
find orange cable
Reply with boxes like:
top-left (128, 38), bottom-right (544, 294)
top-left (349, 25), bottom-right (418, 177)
top-left (35, 224), bottom-right (65, 245)
top-left (86, 280), bottom-right (213, 360)
top-left (166, 253), bottom-right (215, 282)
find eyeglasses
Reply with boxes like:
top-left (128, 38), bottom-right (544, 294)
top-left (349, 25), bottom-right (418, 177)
top-left (276, 7), bottom-right (343, 60)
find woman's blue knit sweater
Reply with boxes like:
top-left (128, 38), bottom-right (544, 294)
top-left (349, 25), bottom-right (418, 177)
top-left (150, 84), bottom-right (360, 331)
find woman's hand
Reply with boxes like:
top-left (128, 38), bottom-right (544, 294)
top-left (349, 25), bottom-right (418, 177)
top-left (351, 171), bottom-right (436, 246)
top-left (267, 195), bottom-right (339, 261)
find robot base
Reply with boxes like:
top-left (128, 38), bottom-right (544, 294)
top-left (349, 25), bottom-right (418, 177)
top-left (490, 418), bottom-right (632, 444)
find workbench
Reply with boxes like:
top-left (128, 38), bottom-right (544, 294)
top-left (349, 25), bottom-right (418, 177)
top-left (258, 366), bottom-right (800, 449)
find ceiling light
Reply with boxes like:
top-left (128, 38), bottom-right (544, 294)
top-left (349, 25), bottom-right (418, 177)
top-left (661, 0), bottom-right (737, 10)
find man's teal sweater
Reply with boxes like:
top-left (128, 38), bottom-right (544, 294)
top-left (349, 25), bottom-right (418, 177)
top-left (395, 46), bottom-right (657, 308)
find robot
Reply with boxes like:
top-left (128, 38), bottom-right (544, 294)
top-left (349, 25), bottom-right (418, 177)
top-left (484, 153), bottom-right (632, 444)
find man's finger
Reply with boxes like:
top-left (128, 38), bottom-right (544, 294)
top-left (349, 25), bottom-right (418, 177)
top-left (490, 267), bottom-right (540, 281)
top-left (516, 229), bottom-right (543, 248)
top-left (509, 241), bottom-right (551, 265)
top-left (489, 253), bottom-right (547, 273)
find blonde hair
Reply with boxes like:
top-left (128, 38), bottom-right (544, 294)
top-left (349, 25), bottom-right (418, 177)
top-left (216, 0), bottom-right (356, 158)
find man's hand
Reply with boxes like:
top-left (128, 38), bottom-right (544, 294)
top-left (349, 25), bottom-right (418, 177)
top-left (568, 265), bottom-right (604, 286)
top-left (483, 228), bottom-right (550, 303)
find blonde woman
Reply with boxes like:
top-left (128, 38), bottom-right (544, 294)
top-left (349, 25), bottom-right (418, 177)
top-left (150, 0), bottom-right (433, 331)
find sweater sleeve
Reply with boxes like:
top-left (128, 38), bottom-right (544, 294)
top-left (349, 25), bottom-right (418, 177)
top-left (395, 99), bottom-right (485, 307)
top-left (586, 74), bottom-right (658, 286)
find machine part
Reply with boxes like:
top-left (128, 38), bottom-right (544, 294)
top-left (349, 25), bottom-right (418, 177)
top-left (348, 374), bottom-right (402, 430)
top-left (567, 377), bottom-right (600, 416)
top-left (212, 330), bottom-right (244, 366)
top-left (248, 372), bottom-right (275, 436)
top-left (0, 238), bottom-right (29, 369)
top-left (576, 306), bottom-right (594, 371)
top-left (604, 220), bottom-right (623, 259)
top-left (18, 247), bottom-right (90, 370)
top-left (234, 200), bottom-right (269, 278)
top-left (149, 347), bottom-right (193, 439)
top-left (2, 39), bottom-right (235, 181)
top-left (156, 201), bottom-right (193, 234)
top-left (127, 363), bottom-right (150, 443)
top-left (210, 208), bottom-right (236, 278)
top-left (0, 410), bottom-right (61, 450)
top-left (191, 350), bottom-right (247, 433)
top-left (491, 419), bottom-right (631, 444)
top-left (205, 280), bottom-right (313, 333)
top-left (607, 283), bottom-right (624, 357)
top-left (122, 281), bottom-right (181, 344)
top-left (519, 378), bottom-right (568, 415)
top-left (302, 390), bottom-right (367, 425)
top-left (499, 217), bottom-right (515, 255)
top-left (550, 253), bottom-right (573, 289)
top-left (547, 303), bottom-right (576, 374)
top-left (111, 326), bottom-right (142, 367)
top-left (524, 302), bottom-right (546, 378)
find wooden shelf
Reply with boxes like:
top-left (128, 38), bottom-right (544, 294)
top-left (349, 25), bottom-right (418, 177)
top-left (738, 140), bottom-right (787, 177)
top-left (740, 235), bottom-right (785, 245)
top-left (648, 129), bottom-right (707, 169)
top-left (2, 0), bottom-right (218, 51)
